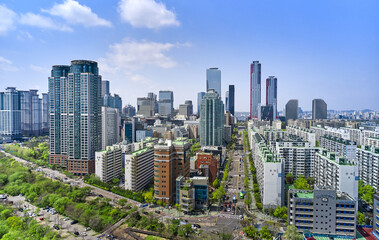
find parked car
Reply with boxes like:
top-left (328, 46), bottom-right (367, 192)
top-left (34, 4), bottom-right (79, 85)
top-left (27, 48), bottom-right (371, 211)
top-left (39, 217), bottom-right (44, 220)
top-left (193, 224), bottom-right (201, 228)
top-left (64, 217), bottom-right (70, 221)
top-left (155, 210), bottom-right (161, 214)
top-left (70, 220), bottom-right (78, 225)
top-left (74, 231), bottom-right (79, 236)
top-left (82, 232), bottom-right (87, 236)
top-left (85, 227), bottom-right (91, 231)
top-left (54, 225), bottom-right (60, 230)
top-left (98, 194), bottom-right (104, 198)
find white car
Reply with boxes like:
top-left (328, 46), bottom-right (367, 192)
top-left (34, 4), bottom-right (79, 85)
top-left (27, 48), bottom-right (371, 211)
top-left (81, 232), bottom-right (87, 236)
top-left (64, 217), bottom-right (70, 221)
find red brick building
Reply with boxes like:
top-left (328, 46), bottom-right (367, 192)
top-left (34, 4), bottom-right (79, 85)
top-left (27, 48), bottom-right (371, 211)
top-left (195, 152), bottom-right (218, 183)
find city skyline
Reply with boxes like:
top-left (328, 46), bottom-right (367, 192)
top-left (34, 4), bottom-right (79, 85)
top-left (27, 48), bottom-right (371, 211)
top-left (0, 0), bottom-right (378, 112)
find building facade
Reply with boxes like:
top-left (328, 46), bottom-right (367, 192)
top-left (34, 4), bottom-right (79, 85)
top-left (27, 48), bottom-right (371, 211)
top-left (176, 176), bottom-right (209, 213)
top-left (20, 90), bottom-right (42, 136)
top-left (49, 60), bottom-right (102, 175)
top-left (102, 106), bottom-right (121, 150)
top-left (312, 99), bottom-right (327, 120)
top-left (95, 146), bottom-right (122, 182)
top-left (266, 76), bottom-right (277, 119)
top-left (154, 139), bottom-right (191, 203)
top-left (0, 87), bottom-right (21, 141)
top-left (228, 85), bottom-right (235, 116)
top-left (158, 90), bottom-right (174, 117)
top-left (314, 150), bottom-right (358, 201)
top-left (373, 194), bottom-right (379, 238)
top-left (200, 89), bottom-right (224, 146)
top-left (320, 135), bottom-right (357, 161)
top-left (194, 152), bottom-right (218, 183)
top-left (125, 147), bottom-right (154, 191)
top-left (286, 125), bottom-right (316, 147)
top-left (285, 99), bottom-right (298, 121)
top-left (197, 92), bottom-right (205, 114)
top-left (288, 186), bottom-right (356, 237)
top-left (250, 61), bottom-right (261, 119)
top-left (206, 68), bottom-right (221, 96)
top-left (357, 146), bottom-right (379, 191)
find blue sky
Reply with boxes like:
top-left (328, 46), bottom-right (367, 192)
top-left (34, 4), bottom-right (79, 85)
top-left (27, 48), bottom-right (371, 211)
top-left (0, 0), bottom-right (378, 112)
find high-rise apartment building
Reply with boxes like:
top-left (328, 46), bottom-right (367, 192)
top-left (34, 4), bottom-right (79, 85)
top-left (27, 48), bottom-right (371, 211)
top-left (206, 68), bottom-right (221, 96)
top-left (225, 91), bottom-right (229, 112)
top-left (95, 146), bottom-right (122, 182)
top-left (228, 85), bottom-right (235, 115)
top-left (49, 60), bottom-right (102, 175)
top-left (357, 146), bottom-right (379, 191)
top-left (320, 135), bottom-right (357, 161)
top-left (0, 87), bottom-right (21, 141)
top-left (200, 89), bottom-right (224, 146)
top-left (101, 107), bottom-right (121, 150)
top-left (197, 92), bottom-right (205, 114)
top-left (154, 138), bottom-right (191, 203)
top-left (42, 93), bottom-right (49, 135)
top-left (20, 90), bottom-right (43, 136)
top-left (373, 194), bottom-right (379, 237)
top-left (286, 125), bottom-right (316, 147)
top-left (102, 80), bottom-right (122, 113)
top-left (266, 76), bottom-right (277, 119)
top-left (312, 99), bottom-right (327, 120)
top-left (285, 99), bottom-right (298, 121)
top-left (125, 147), bottom-right (154, 191)
top-left (101, 80), bottom-right (110, 97)
top-left (158, 91), bottom-right (174, 117)
top-left (314, 150), bottom-right (358, 200)
top-left (250, 61), bottom-right (261, 119)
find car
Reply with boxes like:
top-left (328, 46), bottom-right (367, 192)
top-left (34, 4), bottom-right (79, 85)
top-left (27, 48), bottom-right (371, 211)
top-left (39, 217), bottom-right (44, 220)
top-left (32, 213), bottom-right (36, 217)
top-left (19, 208), bottom-right (23, 212)
top-left (86, 227), bottom-right (91, 231)
top-left (98, 194), bottom-right (104, 198)
top-left (227, 208), bottom-right (231, 212)
top-left (193, 224), bottom-right (201, 228)
top-left (54, 225), bottom-right (60, 230)
top-left (64, 217), bottom-right (70, 221)
top-left (155, 210), bottom-right (161, 214)
top-left (70, 220), bottom-right (78, 225)
top-left (82, 232), bottom-right (87, 236)
top-left (74, 231), bottom-right (79, 236)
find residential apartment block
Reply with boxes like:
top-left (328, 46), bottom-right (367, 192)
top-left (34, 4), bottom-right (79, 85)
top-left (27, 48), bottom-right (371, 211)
top-left (125, 147), bottom-right (154, 192)
top-left (357, 146), bottom-right (379, 191)
top-left (320, 135), bottom-right (357, 161)
top-left (95, 146), bottom-right (122, 183)
top-left (286, 125), bottom-right (316, 147)
top-left (314, 150), bottom-right (358, 201)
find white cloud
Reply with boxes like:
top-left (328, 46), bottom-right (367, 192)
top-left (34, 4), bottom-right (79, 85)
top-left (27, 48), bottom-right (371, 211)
top-left (101, 39), bottom-right (178, 72)
top-left (19, 13), bottom-right (73, 32)
top-left (0, 5), bottom-right (17, 35)
top-left (0, 56), bottom-right (18, 71)
top-left (30, 64), bottom-right (50, 74)
top-left (43, 0), bottom-right (112, 27)
top-left (118, 0), bottom-right (180, 29)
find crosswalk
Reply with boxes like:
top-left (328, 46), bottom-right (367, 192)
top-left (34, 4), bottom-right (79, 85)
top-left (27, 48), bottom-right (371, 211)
top-left (216, 213), bottom-right (243, 220)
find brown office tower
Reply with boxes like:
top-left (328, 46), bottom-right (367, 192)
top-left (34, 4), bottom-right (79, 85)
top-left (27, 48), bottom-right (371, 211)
top-left (154, 138), bottom-right (191, 204)
top-left (195, 152), bottom-right (218, 183)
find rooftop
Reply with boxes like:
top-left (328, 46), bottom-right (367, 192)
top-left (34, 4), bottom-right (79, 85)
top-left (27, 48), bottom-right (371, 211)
top-left (295, 192), bottom-right (314, 198)
top-left (130, 147), bottom-right (153, 156)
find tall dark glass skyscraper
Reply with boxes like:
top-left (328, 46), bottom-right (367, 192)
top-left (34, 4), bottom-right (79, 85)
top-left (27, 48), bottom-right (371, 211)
top-left (312, 99), bottom-right (327, 120)
top-left (197, 92), bottom-right (205, 114)
top-left (250, 61), bottom-right (261, 119)
top-left (206, 68), bottom-right (221, 96)
top-left (266, 76), bottom-right (277, 119)
top-left (49, 60), bottom-right (102, 175)
top-left (200, 89), bottom-right (224, 146)
top-left (228, 85), bottom-right (235, 115)
top-left (158, 90), bottom-right (174, 117)
top-left (285, 99), bottom-right (298, 121)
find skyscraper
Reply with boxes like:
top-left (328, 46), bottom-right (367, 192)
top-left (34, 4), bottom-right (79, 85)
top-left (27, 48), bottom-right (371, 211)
top-left (101, 106), bottom-right (120, 150)
top-left (225, 91), bottom-right (229, 112)
top-left (0, 87), bottom-right (21, 141)
top-left (266, 76), bottom-right (277, 119)
top-left (206, 68), bottom-right (221, 96)
top-left (122, 104), bottom-right (136, 118)
top-left (250, 61), bottom-right (261, 119)
top-left (42, 93), bottom-right (49, 134)
top-left (101, 80), bottom-right (110, 97)
top-left (285, 99), bottom-right (299, 121)
top-left (158, 90), bottom-right (174, 117)
top-left (20, 90), bottom-right (42, 136)
top-left (312, 99), bottom-right (327, 120)
top-left (179, 100), bottom-right (193, 117)
top-left (197, 92), bottom-right (205, 114)
top-left (49, 60), bottom-right (102, 175)
top-left (228, 85), bottom-right (235, 115)
top-left (200, 89), bottom-right (224, 146)
top-left (137, 93), bottom-right (157, 117)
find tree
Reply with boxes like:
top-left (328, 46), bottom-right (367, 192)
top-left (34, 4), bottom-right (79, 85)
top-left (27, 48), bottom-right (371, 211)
top-left (212, 179), bottom-right (220, 188)
top-left (294, 175), bottom-right (311, 190)
top-left (259, 226), bottom-right (273, 240)
top-left (112, 178), bottom-right (120, 185)
top-left (118, 199), bottom-right (127, 207)
top-left (273, 206), bottom-right (288, 220)
top-left (243, 226), bottom-right (259, 239)
top-left (357, 212), bottom-right (365, 225)
top-left (285, 173), bottom-right (294, 184)
top-left (282, 225), bottom-right (303, 240)
top-left (178, 224), bottom-right (195, 238)
top-left (144, 191), bottom-right (153, 204)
